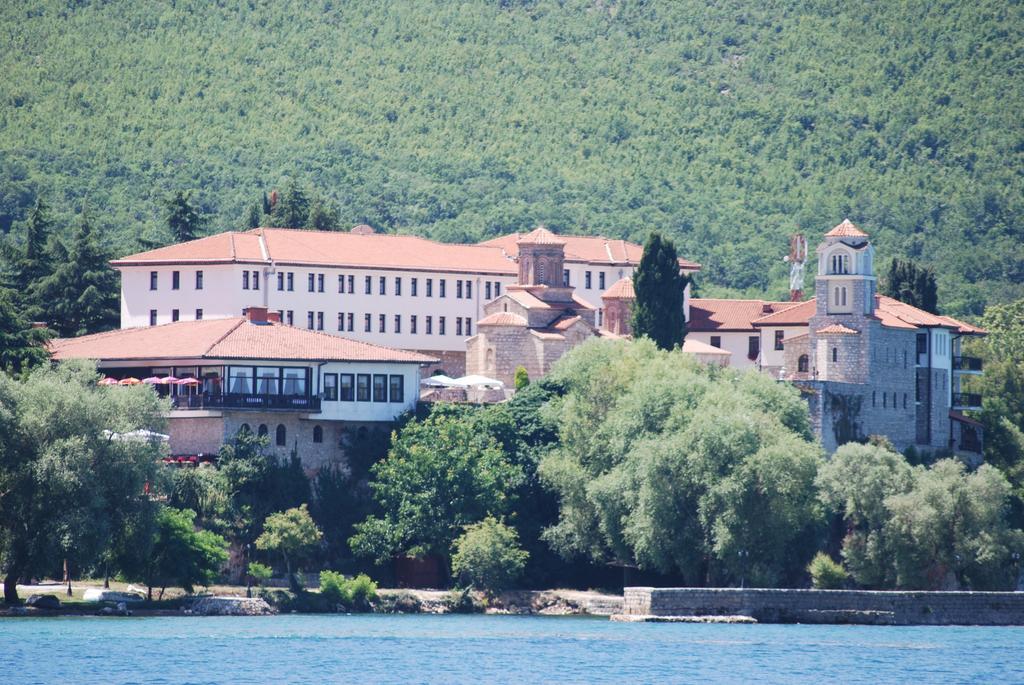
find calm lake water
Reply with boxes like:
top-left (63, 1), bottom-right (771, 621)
top-left (2, 614), bottom-right (1022, 684)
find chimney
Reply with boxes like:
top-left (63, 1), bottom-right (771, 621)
top-left (762, 303), bottom-right (774, 314)
top-left (244, 306), bottom-right (269, 324)
top-left (267, 311), bottom-right (282, 324)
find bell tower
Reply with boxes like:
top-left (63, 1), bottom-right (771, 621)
top-left (814, 219), bottom-right (876, 317)
top-left (516, 225), bottom-right (566, 288)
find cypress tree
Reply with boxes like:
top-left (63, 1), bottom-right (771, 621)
top-left (5, 198), bottom-right (54, 307)
top-left (631, 232), bottom-right (688, 350)
top-left (166, 191), bottom-right (204, 243)
top-left (882, 257), bottom-right (939, 314)
top-left (269, 182), bottom-right (310, 228)
top-left (0, 287), bottom-right (50, 375)
top-left (34, 209), bottom-right (119, 336)
top-left (246, 202), bottom-right (263, 229)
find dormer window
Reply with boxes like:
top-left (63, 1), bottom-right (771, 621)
top-left (831, 253), bottom-right (850, 274)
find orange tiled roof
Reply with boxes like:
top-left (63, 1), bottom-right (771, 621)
top-left (477, 312), bottom-right (528, 326)
top-left (824, 219), bottom-right (869, 238)
top-left (480, 231), bottom-right (701, 270)
top-left (113, 227), bottom-right (517, 275)
top-left (752, 299), bottom-right (815, 327)
top-left (49, 318), bottom-right (437, 364)
top-left (816, 323), bottom-right (860, 335)
top-left (689, 299), bottom-right (797, 332)
top-left (516, 225), bottom-right (565, 246)
top-left (602, 277), bottom-right (635, 299)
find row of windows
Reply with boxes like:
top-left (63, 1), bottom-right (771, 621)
top-left (151, 270), bottom-right (203, 290)
top-left (150, 308), bottom-right (202, 325)
top-left (240, 423), bottom-right (318, 447)
top-left (582, 271), bottom-right (607, 290)
top-left (873, 391), bottom-right (910, 410)
top-left (322, 373), bottom-right (405, 403)
top-left (284, 310), bottom-right (474, 336)
top-left (270, 272), bottom-right (505, 300)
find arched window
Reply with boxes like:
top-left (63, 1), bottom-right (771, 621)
top-left (275, 424), bottom-right (286, 447)
top-left (313, 425), bottom-right (323, 444)
top-left (537, 258), bottom-right (546, 283)
top-left (831, 347), bottom-right (838, 363)
top-left (258, 424), bottom-right (268, 438)
top-left (831, 253), bottom-right (850, 274)
top-left (238, 423), bottom-right (251, 436)
top-left (798, 355), bottom-right (809, 373)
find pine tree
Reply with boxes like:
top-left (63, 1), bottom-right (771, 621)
top-left (166, 191), bottom-right (204, 243)
top-left (4, 198), bottom-right (54, 308)
top-left (34, 209), bottom-right (119, 336)
top-left (0, 287), bottom-right (50, 375)
top-left (246, 202), bottom-right (263, 229)
top-left (631, 232), bottom-right (687, 350)
top-left (883, 258), bottom-right (938, 314)
top-left (269, 182), bottom-right (310, 228)
top-left (306, 196), bottom-right (340, 231)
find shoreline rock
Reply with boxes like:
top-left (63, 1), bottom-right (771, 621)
top-left (189, 596), bottom-right (274, 616)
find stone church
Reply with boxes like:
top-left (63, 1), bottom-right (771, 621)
top-left (465, 227), bottom-right (607, 385)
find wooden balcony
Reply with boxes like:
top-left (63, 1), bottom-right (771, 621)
top-left (172, 392), bottom-right (321, 412)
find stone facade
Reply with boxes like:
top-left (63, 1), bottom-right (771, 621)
top-left (622, 587), bottom-right (1024, 626)
top-left (414, 349), bottom-right (466, 378)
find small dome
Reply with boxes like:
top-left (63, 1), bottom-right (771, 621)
top-left (350, 224), bottom-right (375, 235)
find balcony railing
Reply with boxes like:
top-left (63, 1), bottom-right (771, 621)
top-left (951, 392), bottom-right (983, 410)
top-left (172, 393), bottom-right (321, 412)
top-left (952, 356), bottom-right (983, 372)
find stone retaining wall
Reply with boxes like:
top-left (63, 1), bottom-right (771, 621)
top-left (622, 587), bottom-right (1024, 625)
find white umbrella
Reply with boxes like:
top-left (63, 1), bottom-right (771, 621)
top-left (450, 375), bottom-right (505, 389)
top-left (102, 429), bottom-right (170, 443)
top-left (420, 374), bottom-right (458, 387)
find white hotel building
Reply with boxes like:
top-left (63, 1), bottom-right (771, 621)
top-left (112, 224), bottom-right (699, 376)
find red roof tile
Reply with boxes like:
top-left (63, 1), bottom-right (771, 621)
top-left (516, 226), bottom-right (565, 246)
top-left (816, 323), bottom-right (860, 335)
top-left (49, 318), bottom-right (437, 363)
top-left (602, 277), bottom-right (635, 299)
top-left (824, 219), bottom-right (869, 238)
top-left (112, 232), bottom-right (265, 265)
top-left (477, 312), bottom-right (528, 326)
top-left (689, 299), bottom-right (796, 332)
top-left (752, 299), bottom-right (815, 326)
top-left (480, 231), bottom-right (700, 270)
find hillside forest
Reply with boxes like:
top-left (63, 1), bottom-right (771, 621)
top-left (1, 0), bottom-right (1022, 315)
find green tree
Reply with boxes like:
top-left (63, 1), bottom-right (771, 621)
top-left (306, 196), bottom-right (341, 231)
top-left (882, 258), bottom-right (939, 314)
top-left (256, 504), bottom-right (322, 591)
top-left (349, 410), bottom-right (522, 566)
top-left (0, 288), bottom-right (50, 375)
top-left (128, 507), bottom-right (228, 600)
top-left (539, 338), bottom-right (823, 586)
top-left (631, 232), bottom-right (687, 350)
top-left (269, 182), bottom-right (310, 228)
top-left (451, 517), bottom-right (529, 595)
top-left (513, 366), bottom-right (530, 391)
top-left (980, 299), bottom-right (1024, 364)
top-left (245, 202), bottom-right (264, 229)
top-left (5, 198), bottom-right (54, 306)
top-left (32, 209), bottom-right (119, 336)
top-left (0, 360), bottom-right (165, 603)
top-left (166, 191), bottom-right (204, 243)
top-left (807, 552), bottom-right (848, 589)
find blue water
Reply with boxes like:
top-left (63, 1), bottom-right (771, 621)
top-left (2, 614), bottom-right (1022, 684)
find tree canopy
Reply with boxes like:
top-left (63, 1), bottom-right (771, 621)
top-left (882, 258), bottom-right (939, 314)
top-left (1, 0), bottom-right (1020, 315)
top-left (631, 232), bottom-right (688, 349)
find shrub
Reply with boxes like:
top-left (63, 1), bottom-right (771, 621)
top-left (451, 517), bottom-right (528, 595)
top-left (514, 366), bottom-right (530, 390)
top-left (248, 562), bottom-right (273, 587)
top-left (349, 573), bottom-right (379, 605)
top-left (808, 552), bottom-right (848, 589)
top-left (319, 570), bottom-right (351, 604)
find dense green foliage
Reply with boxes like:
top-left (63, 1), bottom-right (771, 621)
top-left (0, 288), bottom-right (50, 374)
top-left (631, 232), bottom-right (687, 349)
top-left (882, 258), bottom-right (938, 314)
top-left (451, 517), bottom-right (529, 594)
top-left (513, 366), bottom-right (530, 391)
top-left (1, 0), bottom-right (1021, 313)
top-left (319, 570), bottom-right (378, 609)
top-left (0, 360), bottom-right (166, 602)
top-left (807, 552), bottom-right (848, 590)
top-left (256, 504), bottom-right (323, 591)
top-left (538, 338), bottom-right (824, 587)
top-left (817, 443), bottom-right (1024, 590)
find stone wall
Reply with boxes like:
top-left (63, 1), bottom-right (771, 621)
top-left (415, 349), bottom-right (465, 378)
top-left (622, 587), bottom-right (1024, 625)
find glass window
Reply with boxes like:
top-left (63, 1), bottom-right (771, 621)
top-left (411, 315), bottom-right (417, 334)
top-left (456, 318), bottom-right (463, 336)
top-left (411, 278), bottom-right (418, 296)
top-left (439, 279), bottom-right (446, 298)
top-left (196, 308), bottom-right (203, 320)
top-left (149, 309), bottom-right (157, 326)
top-left (494, 282), bottom-right (501, 296)
top-left (563, 269), bottom-right (570, 286)
top-left (798, 355), bottom-right (809, 373)
top-left (253, 271), bottom-right (260, 290)
top-left (258, 424), bottom-right (268, 438)
top-left (486, 282), bottom-right (492, 300)
top-left (395, 277), bottom-right (402, 296)
top-left (196, 270), bottom-right (204, 289)
top-left (465, 318), bottom-right (472, 336)
top-left (774, 330), bottom-right (785, 351)
top-left (308, 273), bottom-right (315, 292)
top-left (599, 272), bottom-right (605, 290)
top-left (338, 313), bottom-right (344, 331)
top-left (313, 425), bottom-right (323, 443)
top-left (389, 375), bottom-right (404, 403)
top-left (282, 368), bottom-right (307, 395)
top-left (150, 271), bottom-right (158, 290)
top-left (338, 275), bottom-right (345, 293)
top-left (286, 310), bottom-right (293, 325)
top-left (466, 281), bottom-right (472, 299)
top-left (748, 335), bottom-right (759, 361)
top-left (317, 312), bottom-right (324, 330)
top-left (307, 311), bottom-right (314, 329)
top-left (278, 272), bottom-right (284, 291)
top-left (457, 280), bottom-right (463, 298)
top-left (256, 367), bottom-right (279, 395)
top-left (710, 336), bottom-right (721, 348)
top-left (832, 347), bottom-right (838, 363)
top-left (365, 275), bottom-right (372, 294)
top-left (426, 316), bottom-right (433, 335)
top-left (379, 314), bottom-right (386, 333)
top-left (585, 271), bottom-right (592, 289)
top-left (379, 276), bottom-right (386, 295)
top-left (394, 314), bottom-right (401, 333)
top-left (340, 374), bottom-right (355, 401)
top-left (373, 374), bottom-right (387, 402)
top-left (323, 373), bottom-right (338, 401)
top-left (318, 274), bottom-right (324, 292)
top-left (347, 275), bottom-right (354, 293)
top-left (172, 271), bottom-right (180, 290)
top-left (356, 374), bottom-right (371, 402)
top-left (287, 272), bottom-right (294, 291)
top-left (275, 424), bottom-right (286, 447)
top-left (439, 316), bottom-right (446, 335)
top-left (172, 309), bottom-right (179, 322)
top-left (364, 313), bottom-right (371, 332)
top-left (228, 366), bottom-right (254, 394)
top-left (347, 312), bottom-right (353, 331)
top-left (426, 278), bottom-right (433, 297)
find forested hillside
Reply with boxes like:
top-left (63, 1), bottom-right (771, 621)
top-left (1, 0), bottom-right (1021, 314)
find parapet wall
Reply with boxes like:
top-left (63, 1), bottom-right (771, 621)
top-left (623, 587), bottom-right (1024, 625)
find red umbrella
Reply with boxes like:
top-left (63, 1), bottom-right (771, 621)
top-left (176, 377), bottom-right (201, 386)
top-left (98, 377), bottom-right (119, 386)
top-left (159, 376), bottom-right (180, 384)
top-left (118, 377), bottom-right (142, 386)
top-left (142, 376), bottom-right (163, 385)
